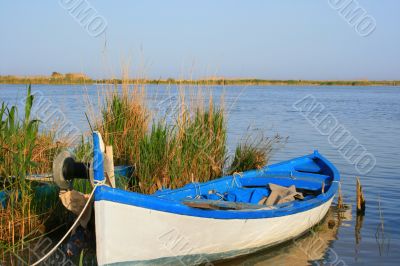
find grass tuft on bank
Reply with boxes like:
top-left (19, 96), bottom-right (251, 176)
top-left (0, 86), bottom-right (65, 262)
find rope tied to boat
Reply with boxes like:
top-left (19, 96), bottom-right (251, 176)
top-left (290, 171), bottom-right (296, 179)
top-left (193, 182), bottom-right (202, 199)
top-left (231, 172), bottom-right (243, 188)
top-left (31, 179), bottom-right (106, 266)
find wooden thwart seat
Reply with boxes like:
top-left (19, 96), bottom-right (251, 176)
top-left (182, 199), bottom-right (271, 210)
top-left (239, 177), bottom-right (324, 192)
top-left (261, 171), bottom-right (330, 184)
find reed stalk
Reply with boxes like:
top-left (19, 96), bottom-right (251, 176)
top-left (93, 82), bottom-right (281, 194)
top-left (1, 82), bottom-right (283, 262)
top-left (228, 133), bottom-right (285, 174)
top-left (0, 86), bottom-right (65, 262)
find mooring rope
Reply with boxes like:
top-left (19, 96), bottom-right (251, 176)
top-left (231, 172), bottom-right (242, 188)
top-left (193, 182), bottom-right (202, 199)
top-left (31, 179), bottom-right (106, 266)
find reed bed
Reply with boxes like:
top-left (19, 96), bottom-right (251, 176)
top-left (98, 81), bottom-right (149, 166)
top-left (93, 82), bottom-right (281, 194)
top-left (1, 82), bottom-right (283, 262)
top-left (0, 86), bottom-right (65, 262)
top-left (91, 82), bottom-right (228, 193)
top-left (136, 101), bottom-right (227, 193)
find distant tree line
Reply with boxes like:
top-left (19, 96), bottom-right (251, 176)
top-left (1, 73), bottom-right (399, 86)
top-left (0, 72), bottom-right (93, 84)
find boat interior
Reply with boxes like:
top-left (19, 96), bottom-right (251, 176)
top-left (152, 153), bottom-right (336, 210)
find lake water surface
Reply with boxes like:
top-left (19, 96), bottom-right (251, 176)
top-left (1, 84), bottom-right (399, 265)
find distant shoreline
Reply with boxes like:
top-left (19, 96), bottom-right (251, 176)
top-left (1, 75), bottom-right (399, 86)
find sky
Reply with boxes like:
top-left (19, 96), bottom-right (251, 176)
top-left (0, 1), bottom-right (399, 80)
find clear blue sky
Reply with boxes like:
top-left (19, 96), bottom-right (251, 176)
top-left (1, 1), bottom-right (399, 80)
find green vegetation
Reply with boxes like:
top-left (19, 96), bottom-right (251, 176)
top-left (1, 73), bottom-right (399, 86)
top-left (1, 83), bottom-right (283, 263)
top-left (98, 83), bottom-right (148, 166)
top-left (93, 82), bottom-right (284, 194)
top-left (95, 83), bottom-right (228, 194)
top-left (228, 134), bottom-right (285, 175)
top-left (0, 86), bottom-right (66, 263)
top-left (103, 78), bottom-right (400, 86)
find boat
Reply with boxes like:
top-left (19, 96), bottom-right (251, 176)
top-left (90, 132), bottom-right (340, 265)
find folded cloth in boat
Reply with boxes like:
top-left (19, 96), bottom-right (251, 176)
top-left (59, 190), bottom-right (92, 232)
top-left (258, 184), bottom-right (304, 206)
top-left (250, 188), bottom-right (270, 204)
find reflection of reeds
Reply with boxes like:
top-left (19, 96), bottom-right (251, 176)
top-left (337, 182), bottom-right (344, 209)
top-left (355, 211), bottom-right (364, 245)
top-left (376, 196), bottom-right (390, 256)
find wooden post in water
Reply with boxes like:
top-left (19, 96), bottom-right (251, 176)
top-left (356, 177), bottom-right (366, 215)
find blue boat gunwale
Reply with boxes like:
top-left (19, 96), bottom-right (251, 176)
top-left (92, 131), bottom-right (339, 220)
top-left (94, 183), bottom-right (337, 219)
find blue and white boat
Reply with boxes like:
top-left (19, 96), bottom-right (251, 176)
top-left (91, 132), bottom-right (340, 265)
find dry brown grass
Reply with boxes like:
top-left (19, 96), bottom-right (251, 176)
top-left (0, 86), bottom-right (65, 258)
top-left (96, 81), bottom-right (149, 166)
top-left (90, 81), bottom-right (227, 194)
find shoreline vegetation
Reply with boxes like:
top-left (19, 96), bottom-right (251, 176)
top-left (1, 81), bottom-right (283, 263)
top-left (1, 72), bottom-right (399, 86)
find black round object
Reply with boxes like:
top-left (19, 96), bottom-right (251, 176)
top-left (53, 151), bottom-right (91, 189)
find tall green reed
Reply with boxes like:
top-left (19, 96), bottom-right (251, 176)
top-left (228, 133), bottom-right (285, 174)
top-left (1, 86), bottom-right (38, 249)
top-left (86, 81), bottom-right (282, 194)
top-left (98, 83), bottom-right (148, 166)
top-left (136, 105), bottom-right (227, 194)
top-left (0, 86), bottom-right (64, 261)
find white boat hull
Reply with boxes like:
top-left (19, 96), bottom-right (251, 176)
top-left (95, 197), bottom-right (333, 265)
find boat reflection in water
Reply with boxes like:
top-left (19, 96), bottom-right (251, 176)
top-left (216, 205), bottom-right (352, 266)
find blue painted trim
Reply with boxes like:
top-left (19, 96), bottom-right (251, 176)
top-left (94, 151), bottom-right (340, 219)
top-left (95, 184), bottom-right (336, 219)
top-left (93, 132), bottom-right (105, 183)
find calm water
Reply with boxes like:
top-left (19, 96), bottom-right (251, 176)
top-left (1, 84), bottom-right (399, 265)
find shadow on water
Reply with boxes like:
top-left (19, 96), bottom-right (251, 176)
top-left (375, 198), bottom-right (391, 258)
top-left (354, 212), bottom-right (364, 262)
top-left (215, 205), bottom-right (352, 266)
